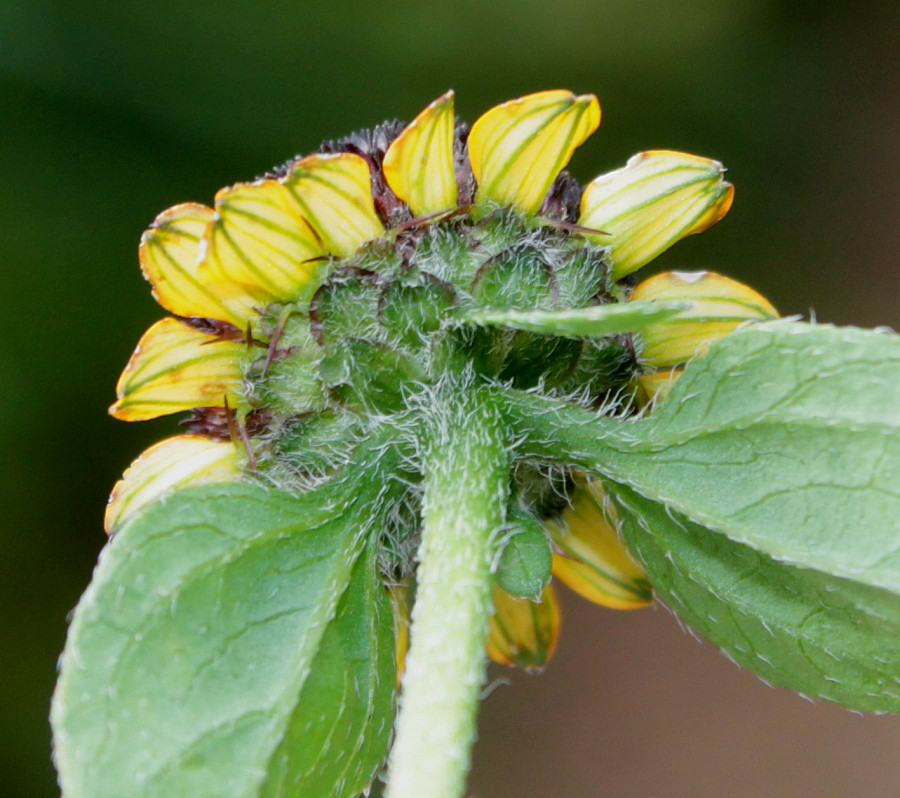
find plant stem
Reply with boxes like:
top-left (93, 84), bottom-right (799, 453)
top-left (497, 386), bottom-right (637, 476)
top-left (384, 386), bottom-right (509, 798)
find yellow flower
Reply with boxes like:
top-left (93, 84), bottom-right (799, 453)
top-left (387, 580), bottom-right (412, 683)
top-left (483, 478), bottom-right (649, 672)
top-left (111, 89), bottom-right (732, 429)
top-left (468, 91), bottom-right (600, 214)
top-left (545, 479), bottom-right (651, 610)
top-left (108, 90), bottom-right (744, 658)
top-left (105, 434), bottom-right (240, 534)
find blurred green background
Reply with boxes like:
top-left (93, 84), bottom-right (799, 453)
top-left (2, 0), bottom-right (898, 795)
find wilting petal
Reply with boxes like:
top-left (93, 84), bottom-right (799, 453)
top-left (579, 150), bottom-right (734, 279)
top-left (383, 91), bottom-right (459, 217)
top-left (110, 318), bottom-right (245, 421)
top-left (282, 153), bottom-right (384, 256)
top-left (139, 203), bottom-right (243, 323)
top-left (469, 90), bottom-right (600, 214)
top-left (632, 270), bottom-right (779, 367)
top-left (486, 584), bottom-right (560, 670)
top-left (547, 480), bottom-right (651, 610)
top-left (105, 435), bottom-right (240, 534)
top-left (199, 179), bottom-right (327, 319)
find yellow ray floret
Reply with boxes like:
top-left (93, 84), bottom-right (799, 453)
top-left (547, 480), bottom-right (651, 610)
top-left (486, 584), bottom-right (560, 670)
top-left (110, 317), bottom-right (245, 421)
top-left (387, 581), bottom-right (411, 683)
top-left (139, 203), bottom-right (246, 325)
top-left (635, 368), bottom-right (684, 407)
top-left (199, 179), bottom-right (326, 319)
top-left (282, 153), bottom-right (384, 257)
top-left (383, 91), bottom-right (459, 217)
top-left (579, 150), bottom-right (734, 279)
top-left (105, 434), bottom-right (240, 534)
top-left (632, 270), bottom-right (779, 367)
top-left (469, 90), bottom-right (601, 214)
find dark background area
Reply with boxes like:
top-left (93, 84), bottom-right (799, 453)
top-left (2, 1), bottom-right (898, 796)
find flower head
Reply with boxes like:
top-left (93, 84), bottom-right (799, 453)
top-left (108, 90), bottom-right (752, 669)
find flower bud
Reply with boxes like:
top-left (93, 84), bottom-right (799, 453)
top-left (578, 151), bottom-right (734, 279)
top-left (545, 479), bottom-right (651, 609)
top-left (632, 270), bottom-right (779, 368)
top-left (486, 584), bottom-right (560, 670)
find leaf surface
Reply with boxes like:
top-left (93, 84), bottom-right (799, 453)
top-left (613, 322), bottom-right (900, 592)
top-left (504, 321), bottom-right (900, 710)
top-left (462, 299), bottom-right (689, 338)
top-left (53, 476), bottom-right (396, 797)
top-left (611, 483), bottom-right (900, 712)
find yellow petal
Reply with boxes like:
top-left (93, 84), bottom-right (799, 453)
top-left (199, 179), bottom-right (327, 319)
top-left (387, 581), bottom-right (411, 684)
top-left (634, 368), bottom-right (683, 407)
top-left (383, 91), bottom-right (459, 217)
top-left (110, 318), bottom-right (245, 421)
top-left (579, 150), bottom-right (735, 279)
top-left (631, 270), bottom-right (779, 367)
top-left (105, 435), bottom-right (240, 534)
top-left (469, 90), bottom-right (601, 214)
top-left (139, 203), bottom-right (241, 323)
top-left (486, 584), bottom-right (560, 670)
top-left (282, 153), bottom-right (384, 257)
top-left (547, 480), bottom-right (651, 610)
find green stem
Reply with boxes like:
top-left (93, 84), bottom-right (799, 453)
top-left (384, 385), bottom-right (509, 798)
top-left (498, 386), bottom-right (638, 477)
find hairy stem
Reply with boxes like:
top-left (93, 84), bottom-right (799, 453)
top-left (384, 385), bottom-right (509, 798)
top-left (498, 387), bottom-right (638, 476)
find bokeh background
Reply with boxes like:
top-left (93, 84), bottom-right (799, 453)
top-left (2, 0), bottom-right (898, 796)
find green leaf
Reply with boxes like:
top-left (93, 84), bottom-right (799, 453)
top-left (462, 299), bottom-right (690, 338)
top-left (616, 321), bottom-right (900, 592)
top-left (610, 483), bottom-right (900, 712)
top-left (502, 320), bottom-right (900, 711)
top-left (509, 321), bottom-right (900, 591)
top-left (495, 509), bottom-right (553, 598)
top-left (52, 477), bottom-right (396, 798)
top-left (259, 537), bottom-right (396, 797)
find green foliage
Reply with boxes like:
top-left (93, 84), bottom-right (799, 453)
top-left (52, 479), bottom-right (397, 798)
top-left (463, 299), bottom-right (690, 338)
top-left (612, 483), bottom-right (900, 712)
top-left (618, 321), bottom-right (900, 592)
top-left (258, 540), bottom-right (396, 797)
top-left (495, 509), bottom-right (553, 598)
top-left (379, 273), bottom-right (457, 351)
top-left (320, 339), bottom-right (424, 414)
top-left (505, 321), bottom-right (900, 710)
top-left (53, 317), bottom-right (900, 798)
top-left (470, 244), bottom-right (557, 310)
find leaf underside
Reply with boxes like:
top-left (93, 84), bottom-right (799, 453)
top-left (462, 299), bottom-right (690, 338)
top-left (604, 322), bottom-right (900, 710)
top-left (506, 320), bottom-right (900, 712)
top-left (52, 480), bottom-right (396, 798)
top-left (612, 321), bottom-right (900, 592)
top-left (612, 483), bottom-right (900, 712)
